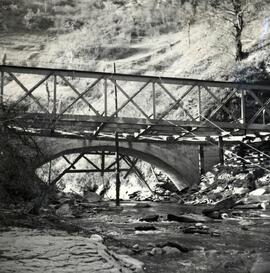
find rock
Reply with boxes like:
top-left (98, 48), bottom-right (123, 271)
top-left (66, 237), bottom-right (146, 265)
top-left (233, 187), bottom-right (249, 195)
top-left (0, 228), bottom-right (144, 273)
top-left (129, 191), bottom-right (141, 199)
top-left (251, 261), bottom-right (270, 273)
top-left (132, 244), bottom-right (139, 250)
top-left (213, 196), bottom-right (238, 210)
top-left (164, 190), bottom-right (171, 196)
top-left (134, 203), bottom-right (151, 208)
top-left (58, 197), bottom-right (71, 204)
top-left (157, 242), bottom-right (189, 253)
top-left (167, 213), bottom-right (211, 223)
top-left (114, 254), bottom-right (145, 272)
top-left (135, 225), bottom-right (157, 231)
top-left (183, 226), bottom-right (210, 235)
top-left (221, 213), bottom-right (229, 219)
top-left (250, 188), bottom-right (266, 196)
top-left (234, 204), bottom-right (263, 210)
top-left (150, 247), bottom-right (163, 256)
top-left (84, 192), bottom-right (101, 203)
top-left (139, 214), bottom-right (159, 222)
top-left (246, 172), bottom-right (257, 190)
top-left (202, 196), bottom-right (239, 218)
top-left (147, 243), bottom-right (155, 248)
top-left (241, 195), bottom-right (270, 205)
top-left (56, 191), bottom-right (65, 199)
top-left (55, 203), bottom-right (72, 217)
top-left (202, 210), bottom-right (222, 219)
top-left (162, 246), bottom-right (180, 255)
top-left (210, 230), bottom-right (221, 237)
top-left (90, 234), bottom-right (103, 243)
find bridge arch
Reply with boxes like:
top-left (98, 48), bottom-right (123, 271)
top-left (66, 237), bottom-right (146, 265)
top-left (32, 137), bottom-right (220, 190)
top-left (39, 144), bottom-right (189, 190)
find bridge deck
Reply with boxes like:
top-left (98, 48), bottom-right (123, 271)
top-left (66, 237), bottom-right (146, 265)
top-left (1, 65), bottom-right (270, 143)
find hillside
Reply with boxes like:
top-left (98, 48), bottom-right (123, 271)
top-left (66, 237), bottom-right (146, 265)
top-left (1, 0), bottom-right (270, 199)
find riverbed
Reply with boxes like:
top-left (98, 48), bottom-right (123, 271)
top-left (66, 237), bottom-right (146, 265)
top-left (1, 201), bottom-right (270, 273)
top-left (72, 201), bottom-right (270, 273)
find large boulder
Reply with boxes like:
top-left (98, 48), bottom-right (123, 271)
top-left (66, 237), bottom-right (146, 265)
top-left (55, 203), bottom-right (73, 217)
top-left (167, 213), bottom-right (211, 223)
top-left (139, 214), bottom-right (159, 222)
top-left (249, 188), bottom-right (266, 196)
top-left (84, 192), bottom-right (101, 203)
top-left (251, 259), bottom-right (270, 273)
top-left (241, 194), bottom-right (270, 205)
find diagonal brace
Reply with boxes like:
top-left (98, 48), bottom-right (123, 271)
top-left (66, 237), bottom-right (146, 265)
top-left (9, 73), bottom-right (52, 111)
top-left (58, 74), bottom-right (102, 116)
top-left (8, 72), bottom-right (50, 114)
top-left (109, 79), bottom-right (151, 120)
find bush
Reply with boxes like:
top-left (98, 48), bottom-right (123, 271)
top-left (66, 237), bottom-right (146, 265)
top-left (0, 104), bottom-right (45, 204)
top-left (24, 9), bottom-right (54, 31)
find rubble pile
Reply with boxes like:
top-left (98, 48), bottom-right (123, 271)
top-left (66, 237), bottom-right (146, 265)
top-left (181, 164), bottom-right (270, 210)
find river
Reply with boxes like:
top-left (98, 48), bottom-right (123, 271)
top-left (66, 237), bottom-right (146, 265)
top-left (72, 201), bottom-right (270, 273)
top-left (1, 201), bottom-right (270, 273)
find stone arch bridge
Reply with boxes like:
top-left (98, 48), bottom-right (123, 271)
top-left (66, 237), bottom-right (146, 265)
top-left (26, 136), bottom-right (219, 190)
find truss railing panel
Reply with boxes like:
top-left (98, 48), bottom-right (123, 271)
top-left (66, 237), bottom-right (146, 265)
top-left (1, 65), bottom-right (270, 141)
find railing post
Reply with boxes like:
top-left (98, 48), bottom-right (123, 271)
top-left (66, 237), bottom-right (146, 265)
top-left (199, 145), bottom-right (205, 175)
top-left (152, 82), bottom-right (156, 119)
top-left (218, 136), bottom-right (224, 165)
top-left (239, 142), bottom-right (246, 169)
top-left (53, 74), bottom-right (57, 115)
top-left (114, 63), bottom-right (118, 118)
top-left (197, 86), bottom-right (201, 121)
top-left (101, 151), bottom-right (105, 177)
top-left (241, 90), bottom-right (246, 125)
top-left (104, 78), bottom-right (108, 117)
top-left (114, 63), bottom-right (121, 206)
top-left (0, 70), bottom-right (4, 108)
top-left (115, 131), bottom-right (121, 206)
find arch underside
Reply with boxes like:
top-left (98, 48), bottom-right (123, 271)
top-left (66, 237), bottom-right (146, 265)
top-left (32, 138), bottom-right (213, 190)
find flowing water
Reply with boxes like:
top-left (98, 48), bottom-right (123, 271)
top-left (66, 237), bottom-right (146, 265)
top-left (1, 201), bottom-right (270, 273)
top-left (73, 201), bottom-right (270, 273)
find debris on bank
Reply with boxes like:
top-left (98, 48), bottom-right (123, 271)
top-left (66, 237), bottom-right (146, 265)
top-left (181, 164), bottom-right (270, 212)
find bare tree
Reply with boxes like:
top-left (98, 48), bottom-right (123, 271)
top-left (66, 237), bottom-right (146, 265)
top-left (210, 0), bottom-right (249, 61)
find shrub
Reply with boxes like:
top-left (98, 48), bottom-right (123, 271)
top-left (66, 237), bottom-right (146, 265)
top-left (0, 103), bottom-right (45, 204)
top-left (24, 8), bottom-right (54, 30)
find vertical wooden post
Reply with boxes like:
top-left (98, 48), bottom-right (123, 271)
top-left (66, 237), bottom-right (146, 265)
top-left (114, 63), bottom-right (121, 206)
top-left (241, 90), bottom-right (246, 125)
top-left (263, 109), bottom-right (266, 125)
top-left (53, 74), bottom-right (57, 115)
top-left (152, 82), bottom-right (156, 119)
top-left (48, 161), bottom-right (52, 184)
top-left (104, 78), bottom-right (108, 117)
top-left (115, 132), bottom-right (120, 206)
top-left (199, 145), bottom-right (205, 175)
top-left (0, 70), bottom-right (4, 108)
top-left (101, 151), bottom-right (105, 177)
top-left (218, 136), bottom-right (224, 165)
top-left (257, 151), bottom-right (262, 165)
top-left (198, 86), bottom-right (201, 122)
top-left (114, 63), bottom-right (118, 118)
top-left (188, 20), bottom-right (191, 46)
top-left (239, 143), bottom-right (246, 169)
